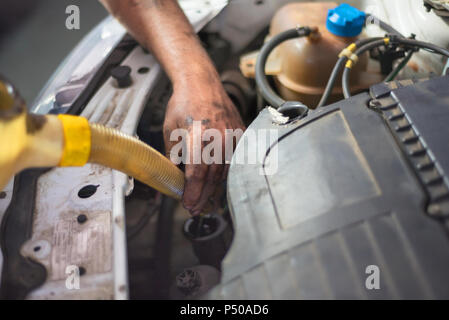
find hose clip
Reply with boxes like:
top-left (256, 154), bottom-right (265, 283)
top-left (340, 43), bottom-right (359, 69)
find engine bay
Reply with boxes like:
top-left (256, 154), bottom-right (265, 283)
top-left (1, 0), bottom-right (449, 300)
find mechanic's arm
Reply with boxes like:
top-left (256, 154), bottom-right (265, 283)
top-left (100, 0), bottom-right (244, 215)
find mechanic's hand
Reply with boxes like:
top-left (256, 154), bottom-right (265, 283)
top-left (163, 76), bottom-right (245, 216)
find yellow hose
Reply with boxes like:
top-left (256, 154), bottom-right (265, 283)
top-left (0, 77), bottom-right (184, 198)
top-left (0, 112), bottom-right (64, 190)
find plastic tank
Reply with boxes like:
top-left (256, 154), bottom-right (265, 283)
top-left (268, 2), bottom-right (381, 107)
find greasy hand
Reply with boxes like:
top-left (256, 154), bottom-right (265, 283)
top-left (163, 76), bottom-right (245, 215)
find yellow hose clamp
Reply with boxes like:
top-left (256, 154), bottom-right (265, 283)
top-left (57, 115), bottom-right (91, 167)
top-left (338, 43), bottom-right (357, 58)
top-left (345, 60), bottom-right (354, 69)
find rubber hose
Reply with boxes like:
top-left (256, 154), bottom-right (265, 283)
top-left (318, 13), bottom-right (403, 107)
top-left (89, 123), bottom-right (184, 200)
top-left (255, 28), bottom-right (311, 109)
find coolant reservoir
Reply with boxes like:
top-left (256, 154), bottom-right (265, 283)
top-left (241, 2), bottom-right (382, 107)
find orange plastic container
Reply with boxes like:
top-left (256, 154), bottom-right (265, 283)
top-left (266, 2), bottom-right (381, 107)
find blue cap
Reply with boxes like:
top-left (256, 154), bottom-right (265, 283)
top-left (326, 3), bottom-right (366, 37)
